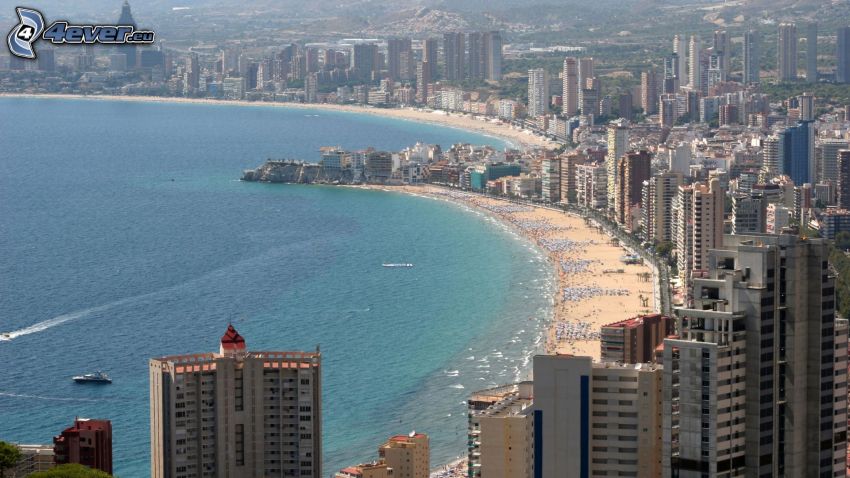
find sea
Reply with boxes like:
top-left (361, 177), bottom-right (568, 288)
top-left (0, 97), bottom-right (554, 476)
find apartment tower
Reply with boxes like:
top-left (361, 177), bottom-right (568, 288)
top-left (149, 325), bottom-right (322, 478)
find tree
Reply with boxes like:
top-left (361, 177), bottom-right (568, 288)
top-left (28, 464), bottom-right (113, 478)
top-left (0, 441), bottom-right (21, 478)
top-left (655, 241), bottom-right (674, 258)
top-left (835, 232), bottom-right (850, 251)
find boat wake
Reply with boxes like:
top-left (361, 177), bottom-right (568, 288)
top-left (3, 303), bottom-right (117, 341)
top-left (0, 391), bottom-right (107, 402)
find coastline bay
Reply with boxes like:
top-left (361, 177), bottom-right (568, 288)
top-left (0, 97), bottom-right (554, 476)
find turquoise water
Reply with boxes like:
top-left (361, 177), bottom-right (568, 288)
top-left (0, 97), bottom-right (553, 476)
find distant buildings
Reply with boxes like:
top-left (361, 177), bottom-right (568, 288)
top-left (806, 22), bottom-right (818, 81)
top-left (838, 27), bottom-right (850, 84)
top-left (527, 68), bottom-right (549, 118)
top-left (149, 325), bottom-right (322, 478)
top-left (563, 58), bottom-right (579, 116)
top-left (606, 120), bottom-right (630, 210)
top-left (743, 30), bottom-right (761, 85)
top-left (778, 23), bottom-right (798, 81)
top-left (53, 418), bottom-right (112, 475)
top-left (839, 150), bottom-right (850, 208)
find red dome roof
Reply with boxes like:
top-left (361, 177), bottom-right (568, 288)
top-left (221, 324), bottom-right (246, 350)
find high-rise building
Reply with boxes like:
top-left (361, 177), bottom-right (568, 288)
top-left (149, 325), bottom-right (322, 478)
top-left (559, 152), bottom-right (587, 204)
top-left (576, 162), bottom-right (608, 210)
top-left (533, 354), bottom-right (663, 478)
top-left (483, 31), bottom-right (503, 81)
top-left (37, 48), bottom-right (55, 72)
top-left (527, 68), bottom-right (549, 118)
top-left (578, 57), bottom-right (594, 89)
top-left (305, 73), bottom-right (318, 103)
top-left (641, 171), bottom-right (683, 243)
top-left (467, 32), bottom-right (484, 80)
top-left (422, 38), bottom-right (438, 79)
top-left (600, 313), bottom-right (673, 364)
top-left (713, 30), bottom-right (731, 76)
top-left (352, 43), bottom-right (377, 82)
top-left (187, 53), bottom-right (200, 92)
top-left (798, 91), bottom-right (815, 120)
top-left (816, 138), bottom-right (848, 186)
top-left (467, 383), bottom-right (534, 478)
top-left (378, 434), bottom-right (429, 478)
top-left (673, 179), bottom-right (724, 285)
top-left (762, 134), bottom-right (783, 179)
top-left (387, 38), bottom-right (412, 81)
top-left (53, 418), bottom-right (112, 475)
top-left (615, 150), bottom-right (652, 228)
top-left (641, 70), bottom-right (658, 115)
top-left (743, 30), bottom-right (761, 85)
top-left (689, 178), bottom-right (724, 276)
top-left (839, 150), bottom-right (850, 208)
top-left (618, 91), bottom-right (634, 120)
top-left (117, 1), bottom-right (138, 69)
top-left (541, 157), bottom-right (560, 203)
top-left (837, 27), bottom-right (850, 84)
top-left (415, 61), bottom-right (431, 104)
top-left (443, 33), bottom-right (465, 81)
top-left (606, 120), bottom-right (630, 210)
top-left (688, 35), bottom-right (701, 90)
top-left (806, 22), bottom-right (818, 81)
top-left (663, 233), bottom-right (847, 477)
top-left (563, 57), bottom-right (579, 116)
top-left (731, 193), bottom-right (765, 234)
top-left (782, 120), bottom-right (815, 185)
top-left (673, 35), bottom-right (688, 87)
top-left (778, 23), bottom-right (798, 81)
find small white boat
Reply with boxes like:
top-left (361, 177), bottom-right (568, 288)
top-left (382, 263), bottom-right (414, 268)
top-left (0, 333), bottom-right (11, 341)
top-left (73, 371), bottom-right (112, 384)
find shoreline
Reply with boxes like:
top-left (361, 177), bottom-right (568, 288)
top-left (359, 184), bottom-right (656, 359)
top-left (0, 93), bottom-right (557, 150)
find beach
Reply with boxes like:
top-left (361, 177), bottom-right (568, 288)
top-left (373, 185), bottom-right (657, 360)
top-left (1, 93), bottom-right (557, 149)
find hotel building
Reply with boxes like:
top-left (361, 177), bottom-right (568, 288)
top-left (149, 325), bottom-right (321, 478)
top-left (53, 418), bottom-right (112, 475)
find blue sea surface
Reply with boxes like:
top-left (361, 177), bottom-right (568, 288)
top-left (0, 97), bottom-right (553, 476)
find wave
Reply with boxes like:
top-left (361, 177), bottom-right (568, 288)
top-left (449, 384), bottom-right (465, 389)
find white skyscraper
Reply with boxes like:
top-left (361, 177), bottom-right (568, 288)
top-left (527, 68), bottom-right (549, 118)
top-left (688, 35), bottom-right (701, 91)
top-left (673, 34), bottom-right (688, 86)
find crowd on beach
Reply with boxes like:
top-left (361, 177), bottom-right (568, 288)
top-left (554, 320), bottom-right (601, 343)
top-left (562, 286), bottom-right (630, 302)
top-left (560, 258), bottom-right (599, 275)
top-left (430, 459), bottom-right (467, 478)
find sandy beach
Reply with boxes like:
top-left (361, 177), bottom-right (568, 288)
top-left (1, 93), bottom-right (557, 149)
top-left (372, 184), bottom-right (656, 360)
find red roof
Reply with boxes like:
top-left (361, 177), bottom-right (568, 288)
top-left (221, 324), bottom-right (246, 350)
